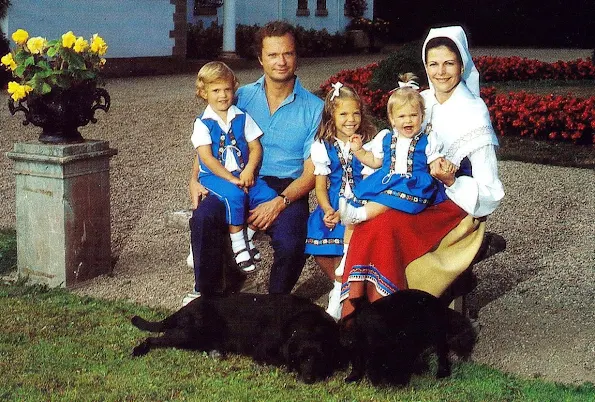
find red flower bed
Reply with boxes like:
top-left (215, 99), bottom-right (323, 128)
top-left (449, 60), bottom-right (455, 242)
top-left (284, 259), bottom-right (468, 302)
top-left (481, 87), bottom-right (595, 144)
top-left (321, 58), bottom-right (595, 145)
top-left (474, 56), bottom-right (595, 82)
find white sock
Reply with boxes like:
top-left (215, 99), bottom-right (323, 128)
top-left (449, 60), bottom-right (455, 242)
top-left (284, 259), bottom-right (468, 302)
top-left (335, 243), bottom-right (349, 277)
top-left (246, 227), bottom-right (256, 241)
top-left (326, 280), bottom-right (343, 321)
top-left (340, 203), bottom-right (367, 225)
top-left (230, 231), bottom-right (250, 263)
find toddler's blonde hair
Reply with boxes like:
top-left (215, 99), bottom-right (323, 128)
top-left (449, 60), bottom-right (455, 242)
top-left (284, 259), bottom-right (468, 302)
top-left (195, 61), bottom-right (239, 98)
top-left (386, 73), bottom-right (425, 123)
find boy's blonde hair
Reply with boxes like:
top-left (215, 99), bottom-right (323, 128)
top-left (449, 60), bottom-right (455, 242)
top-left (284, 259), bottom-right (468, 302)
top-left (195, 61), bottom-right (239, 98)
top-left (386, 73), bottom-right (425, 123)
top-left (316, 84), bottom-right (376, 144)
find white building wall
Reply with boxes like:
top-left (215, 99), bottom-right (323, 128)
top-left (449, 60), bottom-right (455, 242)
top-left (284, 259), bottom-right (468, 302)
top-left (188, 0), bottom-right (373, 33)
top-left (5, 0), bottom-right (175, 58)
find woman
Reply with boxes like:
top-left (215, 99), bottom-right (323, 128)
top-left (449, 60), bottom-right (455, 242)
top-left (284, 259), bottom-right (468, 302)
top-left (339, 26), bottom-right (504, 316)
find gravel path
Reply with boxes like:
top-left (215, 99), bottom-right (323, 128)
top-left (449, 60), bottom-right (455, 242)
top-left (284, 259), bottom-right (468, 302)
top-left (1, 51), bottom-right (593, 386)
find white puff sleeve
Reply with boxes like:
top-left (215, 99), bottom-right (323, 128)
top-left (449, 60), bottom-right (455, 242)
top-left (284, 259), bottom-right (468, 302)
top-left (445, 144), bottom-right (505, 217)
top-left (311, 140), bottom-right (331, 176)
top-left (360, 129), bottom-right (388, 176)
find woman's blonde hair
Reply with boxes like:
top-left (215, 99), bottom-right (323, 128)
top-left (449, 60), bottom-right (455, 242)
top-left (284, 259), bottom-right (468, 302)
top-left (316, 84), bottom-right (376, 144)
top-left (386, 73), bottom-right (425, 123)
top-left (195, 61), bottom-right (239, 98)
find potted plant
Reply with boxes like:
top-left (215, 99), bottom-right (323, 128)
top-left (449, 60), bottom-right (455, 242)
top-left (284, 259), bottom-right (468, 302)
top-left (1, 29), bottom-right (110, 143)
top-left (345, 0), bottom-right (370, 50)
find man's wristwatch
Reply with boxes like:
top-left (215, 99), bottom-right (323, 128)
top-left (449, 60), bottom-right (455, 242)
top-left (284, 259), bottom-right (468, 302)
top-left (280, 194), bottom-right (291, 206)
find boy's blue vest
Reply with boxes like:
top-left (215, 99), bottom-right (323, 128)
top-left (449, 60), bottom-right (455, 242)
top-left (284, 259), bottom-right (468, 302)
top-left (198, 112), bottom-right (249, 176)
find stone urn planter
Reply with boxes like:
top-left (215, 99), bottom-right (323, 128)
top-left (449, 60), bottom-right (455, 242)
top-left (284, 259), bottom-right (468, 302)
top-left (347, 29), bottom-right (370, 51)
top-left (8, 82), bottom-right (110, 144)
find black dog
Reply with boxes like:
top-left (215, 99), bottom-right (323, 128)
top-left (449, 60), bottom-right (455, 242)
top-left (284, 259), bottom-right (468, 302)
top-left (131, 293), bottom-right (344, 383)
top-left (339, 289), bottom-right (476, 386)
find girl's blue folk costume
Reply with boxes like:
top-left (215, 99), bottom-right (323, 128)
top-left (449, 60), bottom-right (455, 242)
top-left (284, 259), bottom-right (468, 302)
top-left (305, 139), bottom-right (367, 256)
top-left (351, 129), bottom-right (444, 214)
top-left (193, 105), bottom-right (277, 226)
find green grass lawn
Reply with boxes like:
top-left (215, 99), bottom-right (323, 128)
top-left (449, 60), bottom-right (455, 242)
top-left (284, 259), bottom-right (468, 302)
top-left (0, 282), bottom-right (593, 401)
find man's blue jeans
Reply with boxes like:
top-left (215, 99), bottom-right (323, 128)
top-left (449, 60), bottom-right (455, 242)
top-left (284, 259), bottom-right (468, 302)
top-left (189, 176), bottom-right (309, 294)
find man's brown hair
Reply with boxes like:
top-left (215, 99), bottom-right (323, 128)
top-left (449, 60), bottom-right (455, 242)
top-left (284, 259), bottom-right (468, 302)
top-left (255, 21), bottom-right (296, 57)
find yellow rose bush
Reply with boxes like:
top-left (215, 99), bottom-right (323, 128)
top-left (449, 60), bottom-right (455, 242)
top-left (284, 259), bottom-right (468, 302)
top-left (1, 29), bottom-right (108, 101)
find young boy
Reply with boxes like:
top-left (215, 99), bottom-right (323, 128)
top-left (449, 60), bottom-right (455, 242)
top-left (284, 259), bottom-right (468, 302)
top-left (191, 61), bottom-right (277, 274)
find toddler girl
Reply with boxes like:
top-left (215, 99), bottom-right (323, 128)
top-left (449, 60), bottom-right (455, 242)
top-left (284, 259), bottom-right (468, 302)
top-left (339, 73), bottom-right (456, 225)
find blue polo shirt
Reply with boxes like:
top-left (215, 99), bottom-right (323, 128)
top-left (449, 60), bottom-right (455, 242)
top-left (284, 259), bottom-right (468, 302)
top-left (236, 75), bottom-right (323, 179)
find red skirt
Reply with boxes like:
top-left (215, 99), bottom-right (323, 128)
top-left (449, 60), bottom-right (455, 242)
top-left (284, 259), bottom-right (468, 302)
top-left (340, 200), bottom-right (467, 305)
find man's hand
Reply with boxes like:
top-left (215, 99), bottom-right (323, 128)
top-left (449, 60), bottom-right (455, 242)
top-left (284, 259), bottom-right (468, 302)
top-left (189, 179), bottom-right (209, 210)
top-left (247, 196), bottom-right (285, 230)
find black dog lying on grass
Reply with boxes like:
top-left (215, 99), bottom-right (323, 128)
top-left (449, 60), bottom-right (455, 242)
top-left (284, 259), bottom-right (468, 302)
top-left (339, 289), bottom-right (476, 386)
top-left (131, 293), bottom-right (345, 383)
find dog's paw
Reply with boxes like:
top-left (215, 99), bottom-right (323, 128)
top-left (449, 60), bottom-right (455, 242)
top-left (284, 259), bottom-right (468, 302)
top-left (436, 366), bottom-right (452, 379)
top-left (132, 341), bottom-right (150, 357)
top-left (344, 370), bottom-right (363, 383)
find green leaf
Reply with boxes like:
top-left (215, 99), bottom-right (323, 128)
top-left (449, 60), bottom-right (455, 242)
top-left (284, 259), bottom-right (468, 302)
top-left (14, 64), bottom-right (26, 78)
top-left (23, 56), bottom-right (35, 67)
top-left (47, 47), bottom-right (57, 57)
top-left (61, 50), bottom-right (85, 70)
top-left (40, 82), bottom-right (52, 95)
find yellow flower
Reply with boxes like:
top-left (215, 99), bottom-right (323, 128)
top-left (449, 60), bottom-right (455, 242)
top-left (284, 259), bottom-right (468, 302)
top-left (1, 53), bottom-right (17, 71)
top-left (62, 31), bottom-right (77, 49)
top-left (7, 81), bottom-right (33, 102)
top-left (73, 37), bottom-right (89, 53)
top-left (11, 29), bottom-right (29, 45)
top-left (26, 37), bottom-right (47, 54)
top-left (90, 34), bottom-right (108, 56)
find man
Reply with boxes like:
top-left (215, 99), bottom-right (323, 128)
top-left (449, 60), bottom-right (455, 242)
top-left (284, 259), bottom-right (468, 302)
top-left (184, 21), bottom-right (323, 305)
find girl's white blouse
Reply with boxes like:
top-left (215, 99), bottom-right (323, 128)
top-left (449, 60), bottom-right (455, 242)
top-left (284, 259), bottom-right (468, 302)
top-left (421, 83), bottom-right (505, 217)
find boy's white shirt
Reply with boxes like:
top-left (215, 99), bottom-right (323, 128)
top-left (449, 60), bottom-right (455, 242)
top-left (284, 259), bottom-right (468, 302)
top-left (191, 104), bottom-right (263, 172)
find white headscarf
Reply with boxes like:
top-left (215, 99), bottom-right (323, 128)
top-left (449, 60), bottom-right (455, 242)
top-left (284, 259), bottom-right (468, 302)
top-left (422, 26), bottom-right (480, 97)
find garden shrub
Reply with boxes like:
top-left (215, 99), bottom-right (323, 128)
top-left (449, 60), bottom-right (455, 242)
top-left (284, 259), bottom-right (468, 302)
top-left (187, 23), bottom-right (354, 60)
top-left (368, 40), bottom-right (427, 91)
top-left (235, 24), bottom-right (260, 59)
top-left (186, 21), bottom-right (222, 60)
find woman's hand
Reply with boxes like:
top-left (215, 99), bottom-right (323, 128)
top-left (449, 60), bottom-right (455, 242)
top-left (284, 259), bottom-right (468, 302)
top-left (430, 157), bottom-right (456, 187)
top-left (189, 180), bottom-right (209, 210)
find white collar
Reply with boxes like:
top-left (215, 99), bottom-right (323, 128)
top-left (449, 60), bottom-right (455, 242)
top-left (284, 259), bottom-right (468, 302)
top-left (202, 104), bottom-right (244, 126)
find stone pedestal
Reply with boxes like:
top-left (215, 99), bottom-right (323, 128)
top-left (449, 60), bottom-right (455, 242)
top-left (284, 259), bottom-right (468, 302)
top-left (6, 141), bottom-right (117, 287)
